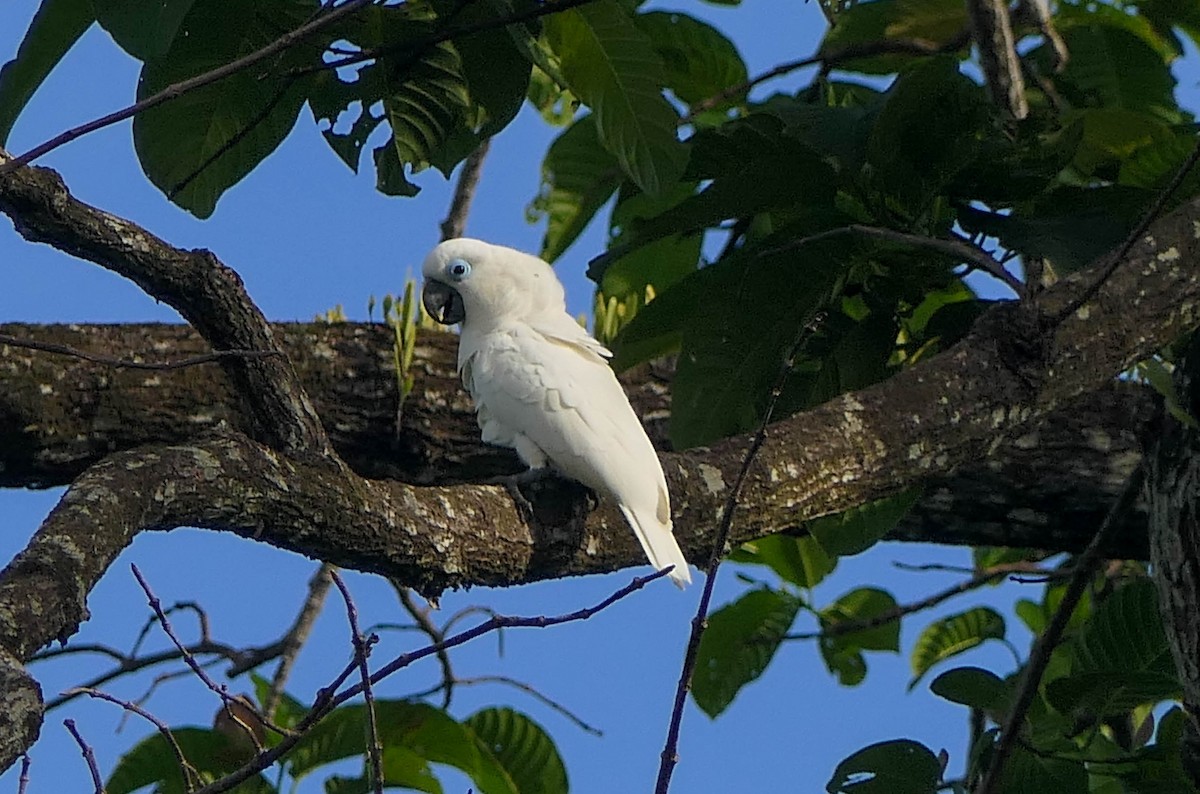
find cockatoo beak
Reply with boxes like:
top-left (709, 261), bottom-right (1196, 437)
top-left (422, 280), bottom-right (465, 325)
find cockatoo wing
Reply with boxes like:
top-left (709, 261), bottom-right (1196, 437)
top-left (463, 322), bottom-right (691, 586)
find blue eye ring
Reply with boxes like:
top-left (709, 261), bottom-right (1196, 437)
top-left (448, 259), bottom-right (471, 281)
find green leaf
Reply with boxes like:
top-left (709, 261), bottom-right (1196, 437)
top-left (530, 115), bottom-right (621, 262)
top-left (465, 708), bottom-right (568, 794)
top-left (634, 11), bottom-right (747, 106)
top-left (544, 0), bottom-right (687, 196)
top-left (132, 0), bottom-right (317, 217)
top-left (866, 56), bottom-right (989, 215)
top-left (692, 588), bottom-right (802, 718)
top-left (601, 181), bottom-right (701, 300)
top-left (826, 739), bottom-right (942, 794)
top-left (997, 743), bottom-right (1088, 794)
top-left (1046, 671), bottom-right (1180, 718)
top-left (249, 673), bottom-right (307, 736)
top-left (1039, 22), bottom-right (1181, 124)
top-left (820, 0), bottom-right (968, 75)
top-left (0, 0), bottom-right (94, 145)
top-left (324, 746), bottom-right (440, 794)
top-left (732, 533), bottom-right (836, 588)
top-left (818, 588), bottom-right (900, 687)
top-left (382, 39), bottom-right (474, 180)
top-left (1073, 578), bottom-right (1173, 676)
top-left (930, 666), bottom-right (1008, 712)
top-left (909, 607), bottom-right (1005, 689)
top-left (309, 64), bottom-right (388, 174)
top-left (808, 489), bottom-right (920, 558)
top-left (94, 0), bottom-right (195, 60)
top-left (441, 0), bottom-right (532, 141)
top-left (107, 727), bottom-right (275, 794)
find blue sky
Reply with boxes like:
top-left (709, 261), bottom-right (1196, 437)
top-left (3, 1), bottom-right (1186, 792)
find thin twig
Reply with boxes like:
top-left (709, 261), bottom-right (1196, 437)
top-left (130, 564), bottom-right (295, 739)
top-left (1053, 138), bottom-right (1200, 323)
top-left (0, 334), bottom-right (280, 371)
top-left (17, 755), bottom-right (30, 794)
top-left (63, 720), bottom-right (105, 794)
top-left (454, 675), bottom-right (604, 736)
top-left (768, 225), bottom-right (1028, 299)
top-left (395, 584), bottom-right (455, 708)
top-left (654, 313), bottom-right (826, 793)
top-left (440, 139), bottom-right (491, 241)
top-left (0, 0), bottom-right (376, 173)
top-left (189, 569), bottom-right (669, 794)
top-left (685, 30), bottom-right (971, 119)
top-left (129, 601), bottom-right (211, 659)
top-left (264, 563), bottom-right (335, 720)
top-left (330, 572), bottom-right (384, 794)
top-left (68, 687), bottom-right (201, 791)
top-left (782, 562), bottom-right (1063, 641)
top-left (977, 465), bottom-right (1145, 794)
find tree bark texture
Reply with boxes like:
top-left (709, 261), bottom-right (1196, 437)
top-left (3, 156), bottom-right (1200, 770)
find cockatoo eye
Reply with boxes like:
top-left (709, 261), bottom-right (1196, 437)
top-left (447, 259), bottom-right (472, 281)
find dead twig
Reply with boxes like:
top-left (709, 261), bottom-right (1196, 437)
top-left (68, 687), bottom-right (201, 791)
top-left (63, 719), bottom-right (106, 794)
top-left (654, 313), bottom-right (826, 793)
top-left (395, 584), bottom-right (455, 708)
top-left (264, 563), bottom-right (335, 720)
top-left (0, 334), bottom-right (280, 371)
top-left (977, 465), bottom-right (1145, 794)
top-left (440, 140), bottom-right (491, 241)
top-left (331, 572), bottom-right (384, 794)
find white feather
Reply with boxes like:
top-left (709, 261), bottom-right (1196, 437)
top-left (423, 238), bottom-right (691, 587)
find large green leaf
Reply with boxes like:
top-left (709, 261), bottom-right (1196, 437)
top-left (731, 533), bottom-right (836, 589)
top-left (1040, 22), bottom-right (1181, 124)
top-left (808, 489), bottom-right (920, 558)
top-left (601, 181), bottom-right (701, 300)
top-left (544, 0), bottom-right (687, 196)
top-left (866, 56), bottom-right (989, 216)
top-left (132, 0), bottom-right (318, 217)
top-left (324, 747), bottom-right (441, 794)
top-left (530, 114), bottom-right (621, 262)
top-left (107, 727), bottom-right (275, 794)
top-left (819, 587), bottom-right (901, 686)
top-left (94, 0), bottom-right (195, 60)
top-left (287, 701), bottom-right (517, 794)
top-left (634, 11), bottom-right (747, 106)
top-left (929, 666), bottom-right (1009, 713)
top-left (692, 588), bottom-right (802, 718)
top-left (997, 743), bottom-right (1088, 794)
top-left (826, 739), bottom-right (942, 794)
top-left (438, 0), bottom-right (532, 141)
top-left (382, 40), bottom-right (475, 181)
top-left (465, 708), bottom-right (568, 794)
top-left (820, 0), bottom-right (969, 75)
top-left (0, 0), bottom-right (94, 145)
top-left (909, 607), bottom-right (1005, 689)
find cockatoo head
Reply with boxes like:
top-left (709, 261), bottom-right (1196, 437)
top-left (421, 238), bottom-right (567, 329)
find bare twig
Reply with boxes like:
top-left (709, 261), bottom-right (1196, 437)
top-left (783, 562), bottom-right (1063, 641)
top-left (129, 601), bottom-right (211, 659)
top-left (454, 675), bottom-right (604, 736)
top-left (17, 755), bottom-right (30, 794)
top-left (440, 140), bottom-right (491, 241)
top-left (264, 563), bottom-right (335, 720)
top-left (0, 334), bottom-right (280, 371)
top-left (69, 687), bottom-right (200, 790)
top-left (685, 30), bottom-right (971, 119)
top-left (190, 569), bottom-right (669, 794)
top-left (1054, 138), bottom-right (1200, 323)
top-left (977, 465), bottom-right (1145, 794)
top-left (654, 314), bottom-right (826, 793)
top-left (967, 0), bottom-right (1028, 119)
top-left (0, 0), bottom-right (375, 173)
top-left (768, 225), bottom-right (1028, 299)
top-left (130, 564), bottom-right (295, 739)
top-left (331, 572), bottom-right (384, 794)
top-left (63, 720), bottom-right (105, 794)
top-left (395, 584), bottom-right (455, 708)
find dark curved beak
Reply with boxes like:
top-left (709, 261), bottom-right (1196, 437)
top-left (422, 279), bottom-right (466, 325)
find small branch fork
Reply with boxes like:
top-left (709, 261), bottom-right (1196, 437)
top-left (976, 465), bottom-right (1145, 793)
top-left (330, 572), bottom-right (384, 794)
top-left (654, 314), bottom-right (826, 794)
top-left (63, 719), bottom-right (105, 794)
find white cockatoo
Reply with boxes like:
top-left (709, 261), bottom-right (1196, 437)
top-left (421, 238), bottom-right (692, 587)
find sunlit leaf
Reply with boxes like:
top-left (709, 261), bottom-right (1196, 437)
top-left (732, 533), bottom-right (836, 589)
top-left (634, 11), bottom-right (747, 106)
top-left (693, 588), bottom-right (802, 718)
top-left (820, 0), bottom-right (969, 74)
top-left (544, 0), bottom-right (687, 196)
top-left (909, 607), bottom-right (1005, 689)
top-left (465, 708), bottom-right (568, 794)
